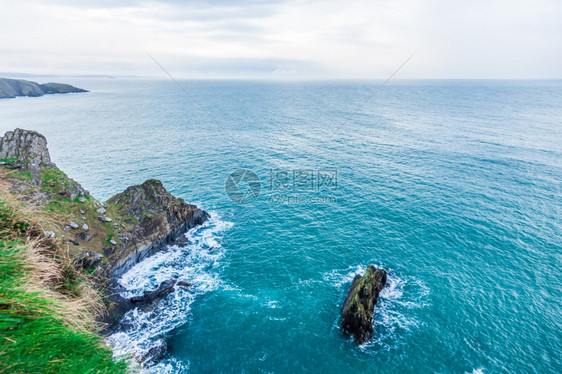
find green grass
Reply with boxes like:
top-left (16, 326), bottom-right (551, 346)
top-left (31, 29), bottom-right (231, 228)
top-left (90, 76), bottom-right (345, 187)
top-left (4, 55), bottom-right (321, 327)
top-left (0, 158), bottom-right (17, 165)
top-left (39, 167), bottom-right (72, 193)
top-left (0, 200), bottom-right (127, 374)
top-left (40, 167), bottom-right (67, 184)
top-left (11, 170), bottom-right (32, 180)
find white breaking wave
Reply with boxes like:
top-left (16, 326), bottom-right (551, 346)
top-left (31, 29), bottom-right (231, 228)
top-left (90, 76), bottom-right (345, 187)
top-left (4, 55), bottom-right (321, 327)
top-left (466, 369), bottom-right (485, 374)
top-left (106, 212), bottom-right (233, 373)
top-left (324, 264), bottom-right (430, 353)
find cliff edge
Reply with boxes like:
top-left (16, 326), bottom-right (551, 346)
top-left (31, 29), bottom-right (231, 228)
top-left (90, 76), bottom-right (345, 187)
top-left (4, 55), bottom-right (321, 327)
top-left (0, 128), bottom-right (211, 368)
top-left (0, 127), bottom-right (207, 291)
top-left (106, 179), bottom-right (209, 277)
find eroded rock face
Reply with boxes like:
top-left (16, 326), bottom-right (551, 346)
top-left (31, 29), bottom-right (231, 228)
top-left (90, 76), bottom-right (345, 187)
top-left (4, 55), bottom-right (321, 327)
top-left (105, 179), bottom-right (209, 276)
top-left (0, 128), bottom-right (209, 350)
top-left (1, 130), bottom-right (207, 280)
top-left (0, 128), bottom-right (52, 169)
top-left (341, 265), bottom-right (387, 344)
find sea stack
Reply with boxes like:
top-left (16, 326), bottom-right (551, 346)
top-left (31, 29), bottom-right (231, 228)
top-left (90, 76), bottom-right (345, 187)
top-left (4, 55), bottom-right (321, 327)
top-left (341, 265), bottom-right (387, 344)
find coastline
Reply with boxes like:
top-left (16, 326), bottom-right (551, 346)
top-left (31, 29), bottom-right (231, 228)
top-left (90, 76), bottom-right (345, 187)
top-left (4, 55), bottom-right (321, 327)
top-left (0, 78), bottom-right (88, 99)
top-left (0, 128), bottom-right (209, 369)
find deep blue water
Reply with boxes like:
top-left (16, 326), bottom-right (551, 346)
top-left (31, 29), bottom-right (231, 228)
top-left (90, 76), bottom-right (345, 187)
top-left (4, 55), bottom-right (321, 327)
top-left (1, 79), bottom-right (561, 373)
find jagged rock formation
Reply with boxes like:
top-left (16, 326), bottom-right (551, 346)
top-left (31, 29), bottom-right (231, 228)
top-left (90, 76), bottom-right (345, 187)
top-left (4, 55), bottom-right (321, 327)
top-left (0, 128), bottom-right (52, 169)
top-left (105, 179), bottom-right (209, 277)
top-left (341, 265), bottom-right (387, 344)
top-left (0, 129), bottom-right (208, 322)
top-left (0, 78), bottom-right (88, 99)
top-left (1, 129), bottom-right (89, 206)
top-left (0, 128), bottom-right (210, 369)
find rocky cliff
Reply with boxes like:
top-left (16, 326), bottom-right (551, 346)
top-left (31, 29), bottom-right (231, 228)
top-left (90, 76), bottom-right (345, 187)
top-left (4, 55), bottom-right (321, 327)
top-left (0, 78), bottom-right (88, 99)
top-left (341, 265), bottom-right (387, 344)
top-left (0, 128), bottom-right (52, 169)
top-left (106, 179), bottom-right (209, 277)
top-left (0, 128), bottom-right (208, 299)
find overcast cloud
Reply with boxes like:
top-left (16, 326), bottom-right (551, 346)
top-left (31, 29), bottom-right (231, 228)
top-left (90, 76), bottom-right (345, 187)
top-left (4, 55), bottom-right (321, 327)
top-left (1, 0), bottom-right (561, 78)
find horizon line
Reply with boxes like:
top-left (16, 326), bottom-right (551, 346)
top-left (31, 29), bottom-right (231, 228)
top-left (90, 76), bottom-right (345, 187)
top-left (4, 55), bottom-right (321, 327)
top-left (2, 73), bottom-right (562, 81)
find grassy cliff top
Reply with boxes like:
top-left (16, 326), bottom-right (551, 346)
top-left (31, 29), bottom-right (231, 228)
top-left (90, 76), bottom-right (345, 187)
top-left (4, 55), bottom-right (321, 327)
top-left (2, 166), bottom-right (128, 271)
top-left (0, 128), bottom-right (207, 370)
top-left (0, 190), bottom-right (127, 373)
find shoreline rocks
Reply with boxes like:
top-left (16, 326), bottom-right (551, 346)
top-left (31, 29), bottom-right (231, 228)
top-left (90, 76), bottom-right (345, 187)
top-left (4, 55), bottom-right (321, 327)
top-left (129, 279), bottom-right (177, 311)
top-left (104, 179), bottom-right (209, 278)
top-left (341, 265), bottom-right (387, 344)
top-left (0, 128), bottom-right (209, 357)
top-left (100, 179), bottom-right (209, 334)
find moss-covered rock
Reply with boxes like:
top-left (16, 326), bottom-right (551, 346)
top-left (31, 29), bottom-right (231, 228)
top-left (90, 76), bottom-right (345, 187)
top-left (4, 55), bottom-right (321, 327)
top-left (341, 265), bottom-right (387, 344)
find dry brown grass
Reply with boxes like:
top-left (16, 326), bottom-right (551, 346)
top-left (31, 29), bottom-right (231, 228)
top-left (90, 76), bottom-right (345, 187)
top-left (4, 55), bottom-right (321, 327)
top-left (0, 174), bottom-right (107, 333)
top-left (23, 240), bottom-right (106, 330)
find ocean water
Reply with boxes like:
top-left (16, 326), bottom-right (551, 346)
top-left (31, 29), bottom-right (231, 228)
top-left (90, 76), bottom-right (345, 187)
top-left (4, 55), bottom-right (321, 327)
top-left (1, 79), bottom-right (561, 373)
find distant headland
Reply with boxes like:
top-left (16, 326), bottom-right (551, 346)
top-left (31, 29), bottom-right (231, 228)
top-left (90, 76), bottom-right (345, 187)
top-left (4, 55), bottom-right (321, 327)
top-left (0, 78), bottom-right (88, 99)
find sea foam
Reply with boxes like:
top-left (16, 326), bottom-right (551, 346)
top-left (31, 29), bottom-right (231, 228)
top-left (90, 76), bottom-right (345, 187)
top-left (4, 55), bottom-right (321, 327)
top-left (324, 264), bottom-right (430, 353)
top-left (106, 212), bottom-right (233, 371)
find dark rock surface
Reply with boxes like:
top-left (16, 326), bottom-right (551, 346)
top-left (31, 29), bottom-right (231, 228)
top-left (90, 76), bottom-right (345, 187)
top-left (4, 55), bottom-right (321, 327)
top-left (140, 340), bottom-right (168, 367)
top-left (0, 78), bottom-right (87, 99)
top-left (175, 234), bottom-right (189, 247)
top-left (105, 179), bottom-right (209, 277)
top-left (341, 265), bottom-right (387, 344)
top-left (129, 279), bottom-right (177, 310)
top-left (103, 278), bottom-right (181, 333)
top-left (176, 280), bottom-right (191, 288)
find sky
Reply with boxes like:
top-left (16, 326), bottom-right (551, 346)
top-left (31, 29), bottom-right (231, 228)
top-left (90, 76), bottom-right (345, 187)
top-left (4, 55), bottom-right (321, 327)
top-left (1, 0), bottom-right (561, 79)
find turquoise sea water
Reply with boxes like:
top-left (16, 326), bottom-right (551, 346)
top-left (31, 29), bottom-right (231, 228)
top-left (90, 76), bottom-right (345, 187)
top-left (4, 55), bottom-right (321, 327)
top-left (1, 79), bottom-right (561, 373)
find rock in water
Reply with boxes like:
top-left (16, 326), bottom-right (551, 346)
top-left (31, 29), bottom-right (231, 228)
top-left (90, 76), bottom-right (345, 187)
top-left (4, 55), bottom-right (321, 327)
top-left (340, 265), bottom-right (387, 344)
top-left (140, 340), bottom-right (167, 367)
top-left (129, 279), bottom-right (177, 311)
